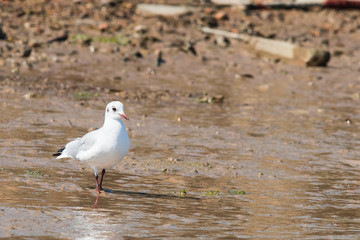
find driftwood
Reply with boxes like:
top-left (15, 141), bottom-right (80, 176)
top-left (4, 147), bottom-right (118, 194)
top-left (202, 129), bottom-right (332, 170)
top-left (201, 27), bottom-right (330, 66)
top-left (136, 4), bottom-right (198, 16)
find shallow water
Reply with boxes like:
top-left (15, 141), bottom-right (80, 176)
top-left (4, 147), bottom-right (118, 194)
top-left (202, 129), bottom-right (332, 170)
top-left (1, 45), bottom-right (360, 238)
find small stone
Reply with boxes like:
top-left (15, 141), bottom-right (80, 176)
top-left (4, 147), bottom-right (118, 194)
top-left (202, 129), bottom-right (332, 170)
top-left (89, 45), bottom-right (96, 53)
top-left (99, 22), bottom-right (108, 32)
top-left (29, 40), bottom-right (42, 48)
top-left (47, 31), bottom-right (68, 44)
top-left (212, 95), bottom-right (224, 103)
top-left (214, 11), bottom-right (228, 20)
top-left (201, 16), bottom-right (218, 28)
top-left (134, 25), bottom-right (148, 34)
top-left (0, 24), bottom-right (7, 40)
top-left (23, 92), bottom-right (37, 99)
top-left (24, 22), bottom-right (31, 28)
top-left (156, 50), bottom-right (165, 67)
top-left (214, 36), bottom-right (230, 48)
top-left (52, 56), bottom-right (60, 62)
top-left (21, 47), bottom-right (32, 58)
top-left (134, 51), bottom-right (143, 58)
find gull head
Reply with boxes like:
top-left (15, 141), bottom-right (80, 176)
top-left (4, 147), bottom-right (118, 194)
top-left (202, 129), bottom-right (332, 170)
top-left (105, 101), bottom-right (129, 121)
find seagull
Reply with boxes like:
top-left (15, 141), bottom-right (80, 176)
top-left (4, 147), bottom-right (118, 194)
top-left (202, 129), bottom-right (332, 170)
top-left (53, 101), bottom-right (130, 194)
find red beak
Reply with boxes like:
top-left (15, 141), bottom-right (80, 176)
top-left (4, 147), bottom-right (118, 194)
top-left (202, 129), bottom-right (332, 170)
top-left (120, 114), bottom-right (129, 120)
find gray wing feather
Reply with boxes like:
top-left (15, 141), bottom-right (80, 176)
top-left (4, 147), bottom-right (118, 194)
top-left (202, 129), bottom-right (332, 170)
top-left (58, 129), bottom-right (100, 159)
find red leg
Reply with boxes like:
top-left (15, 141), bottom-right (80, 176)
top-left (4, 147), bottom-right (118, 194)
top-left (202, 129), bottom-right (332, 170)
top-left (99, 169), bottom-right (106, 190)
top-left (94, 174), bottom-right (101, 194)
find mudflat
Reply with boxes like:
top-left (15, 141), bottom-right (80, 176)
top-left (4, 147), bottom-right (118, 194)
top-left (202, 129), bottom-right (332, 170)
top-left (0, 1), bottom-right (359, 238)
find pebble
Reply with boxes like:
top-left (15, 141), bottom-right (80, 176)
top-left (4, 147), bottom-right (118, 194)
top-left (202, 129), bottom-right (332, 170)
top-left (214, 36), bottom-right (230, 48)
top-left (214, 11), bottom-right (228, 20)
top-left (134, 25), bottom-right (148, 34)
top-left (89, 45), bottom-right (96, 53)
top-left (23, 92), bottom-right (37, 99)
top-left (21, 47), bottom-right (32, 58)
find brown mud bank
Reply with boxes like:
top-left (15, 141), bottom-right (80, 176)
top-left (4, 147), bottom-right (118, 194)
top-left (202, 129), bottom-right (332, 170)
top-left (1, 1), bottom-right (360, 239)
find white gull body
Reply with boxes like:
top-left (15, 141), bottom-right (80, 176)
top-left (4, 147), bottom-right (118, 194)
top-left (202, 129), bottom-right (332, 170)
top-left (55, 101), bottom-right (130, 192)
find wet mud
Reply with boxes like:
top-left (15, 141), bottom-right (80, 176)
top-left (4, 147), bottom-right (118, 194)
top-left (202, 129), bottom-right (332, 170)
top-left (1, 1), bottom-right (360, 239)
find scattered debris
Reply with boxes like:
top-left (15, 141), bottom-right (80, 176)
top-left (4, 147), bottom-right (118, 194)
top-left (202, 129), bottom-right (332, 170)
top-left (202, 27), bottom-right (331, 66)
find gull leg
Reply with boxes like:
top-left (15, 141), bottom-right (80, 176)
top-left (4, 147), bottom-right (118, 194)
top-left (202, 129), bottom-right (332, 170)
top-left (94, 194), bottom-right (100, 208)
top-left (94, 174), bottom-right (101, 194)
top-left (99, 169), bottom-right (106, 190)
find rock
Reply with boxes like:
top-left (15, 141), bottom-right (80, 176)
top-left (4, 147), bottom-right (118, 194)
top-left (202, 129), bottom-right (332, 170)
top-left (241, 73), bottom-right (254, 79)
top-left (99, 22), bottom-right (109, 32)
top-left (100, 0), bottom-right (118, 6)
top-left (0, 24), bottom-right (7, 40)
top-left (134, 25), bottom-right (148, 34)
top-left (201, 16), bottom-right (218, 28)
top-left (29, 40), bottom-right (42, 48)
top-left (182, 41), bottom-right (197, 56)
top-left (304, 50), bottom-right (331, 67)
top-left (215, 36), bottom-right (230, 48)
top-left (23, 92), bottom-right (38, 100)
top-left (156, 50), bottom-right (165, 67)
top-left (21, 47), bottom-right (32, 58)
top-left (214, 11), bottom-right (228, 20)
top-left (47, 31), bottom-right (69, 44)
top-left (202, 27), bottom-right (331, 66)
top-left (170, 39), bottom-right (197, 56)
top-left (198, 93), bottom-right (224, 103)
top-left (89, 45), bottom-right (96, 53)
top-left (134, 51), bottom-right (143, 58)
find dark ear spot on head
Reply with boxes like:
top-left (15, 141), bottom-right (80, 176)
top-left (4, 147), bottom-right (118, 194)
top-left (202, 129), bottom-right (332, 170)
top-left (107, 107), bottom-right (109, 112)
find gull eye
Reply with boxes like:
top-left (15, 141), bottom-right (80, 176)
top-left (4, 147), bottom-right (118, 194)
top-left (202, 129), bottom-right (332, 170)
top-left (112, 107), bottom-right (116, 112)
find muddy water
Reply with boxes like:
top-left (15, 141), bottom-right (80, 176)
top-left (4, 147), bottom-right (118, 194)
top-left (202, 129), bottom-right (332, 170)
top-left (1, 54), bottom-right (360, 239)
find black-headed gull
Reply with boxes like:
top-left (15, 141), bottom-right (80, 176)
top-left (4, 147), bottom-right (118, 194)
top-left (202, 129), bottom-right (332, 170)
top-left (53, 101), bottom-right (130, 193)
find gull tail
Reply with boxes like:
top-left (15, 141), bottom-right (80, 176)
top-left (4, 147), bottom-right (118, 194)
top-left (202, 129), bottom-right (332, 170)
top-left (53, 148), bottom-right (65, 157)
